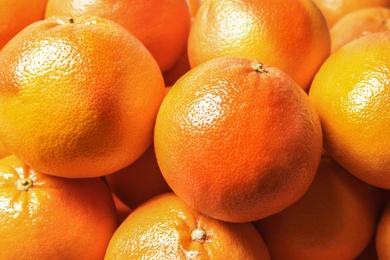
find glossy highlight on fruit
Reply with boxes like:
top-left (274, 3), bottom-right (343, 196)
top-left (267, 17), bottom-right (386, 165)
top-left (154, 56), bottom-right (323, 223)
top-left (309, 31), bottom-right (390, 189)
top-left (0, 15), bottom-right (166, 178)
top-left (45, 0), bottom-right (192, 72)
top-left (105, 193), bottom-right (271, 259)
top-left (0, 155), bottom-right (118, 259)
top-left (187, 0), bottom-right (330, 91)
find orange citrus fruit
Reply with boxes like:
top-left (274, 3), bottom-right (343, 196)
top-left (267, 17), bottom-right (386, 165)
top-left (331, 7), bottom-right (390, 52)
top-left (309, 31), bottom-right (390, 189)
top-left (105, 192), bottom-right (271, 259)
top-left (154, 56), bottom-right (323, 223)
top-left (311, 0), bottom-right (390, 28)
top-left (187, 0), bottom-right (330, 91)
top-left (376, 199), bottom-right (390, 258)
top-left (45, 0), bottom-right (192, 72)
top-left (105, 144), bottom-right (172, 210)
top-left (0, 15), bottom-right (166, 178)
top-left (0, 0), bottom-right (48, 50)
top-left (254, 153), bottom-right (382, 259)
top-left (0, 155), bottom-right (118, 259)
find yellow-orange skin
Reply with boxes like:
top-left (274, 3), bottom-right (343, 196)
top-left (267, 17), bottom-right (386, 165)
top-left (309, 31), bottom-right (390, 189)
top-left (187, 0), bottom-right (330, 91)
top-left (45, 0), bottom-right (192, 72)
top-left (255, 154), bottom-right (382, 259)
top-left (105, 192), bottom-right (271, 259)
top-left (0, 0), bottom-right (48, 50)
top-left (154, 56), bottom-right (323, 223)
top-left (0, 155), bottom-right (118, 259)
top-left (331, 7), bottom-right (390, 52)
top-left (0, 15), bottom-right (166, 178)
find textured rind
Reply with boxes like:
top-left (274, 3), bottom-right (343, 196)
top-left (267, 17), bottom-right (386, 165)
top-left (0, 15), bottom-right (166, 178)
top-left (154, 56), bottom-right (323, 223)
top-left (309, 31), bottom-right (390, 189)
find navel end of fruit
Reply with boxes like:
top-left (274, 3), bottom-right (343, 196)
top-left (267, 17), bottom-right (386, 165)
top-left (252, 64), bottom-right (268, 73)
top-left (191, 227), bottom-right (207, 243)
top-left (16, 178), bottom-right (33, 191)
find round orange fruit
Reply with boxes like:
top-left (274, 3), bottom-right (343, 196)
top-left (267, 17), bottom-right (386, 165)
top-left (0, 15), bottom-right (166, 178)
top-left (0, 155), bottom-right (118, 259)
top-left (331, 7), bottom-right (390, 52)
top-left (154, 56), bottom-right (323, 223)
top-left (105, 192), bottom-right (271, 259)
top-left (187, 0), bottom-right (330, 91)
top-left (309, 31), bottom-right (390, 189)
top-left (254, 153), bottom-right (382, 259)
top-left (45, 0), bottom-right (192, 72)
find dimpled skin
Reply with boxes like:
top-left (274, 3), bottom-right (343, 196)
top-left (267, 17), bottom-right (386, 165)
top-left (187, 0), bottom-right (330, 91)
top-left (44, 0), bottom-right (192, 72)
top-left (105, 192), bottom-right (271, 259)
top-left (0, 15), bottom-right (166, 178)
top-left (154, 56), bottom-right (323, 223)
top-left (0, 155), bottom-right (118, 259)
top-left (309, 32), bottom-right (390, 189)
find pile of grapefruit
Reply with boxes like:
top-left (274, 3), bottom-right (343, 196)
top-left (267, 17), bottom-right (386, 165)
top-left (1, 0), bottom-right (390, 259)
